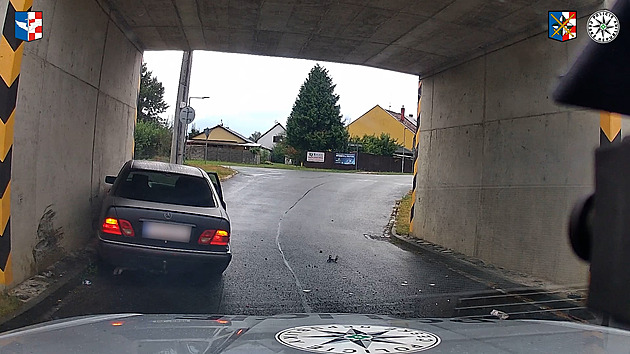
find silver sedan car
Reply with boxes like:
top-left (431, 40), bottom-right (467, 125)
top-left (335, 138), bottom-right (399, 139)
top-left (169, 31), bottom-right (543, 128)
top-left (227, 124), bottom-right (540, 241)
top-left (97, 160), bottom-right (231, 276)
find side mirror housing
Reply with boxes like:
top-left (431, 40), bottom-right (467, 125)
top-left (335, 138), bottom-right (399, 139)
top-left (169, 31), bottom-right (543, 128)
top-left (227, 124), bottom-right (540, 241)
top-left (104, 176), bottom-right (116, 184)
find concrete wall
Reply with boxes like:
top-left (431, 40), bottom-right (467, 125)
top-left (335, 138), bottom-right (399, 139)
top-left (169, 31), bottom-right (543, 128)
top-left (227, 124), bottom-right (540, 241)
top-left (8, 0), bottom-right (141, 285)
top-left (412, 28), bottom-right (598, 285)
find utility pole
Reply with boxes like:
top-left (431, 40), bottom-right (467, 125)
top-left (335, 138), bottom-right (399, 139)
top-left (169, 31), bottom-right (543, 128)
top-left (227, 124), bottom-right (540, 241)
top-left (401, 105), bottom-right (406, 173)
top-left (402, 125), bottom-right (406, 173)
top-left (170, 51), bottom-right (193, 164)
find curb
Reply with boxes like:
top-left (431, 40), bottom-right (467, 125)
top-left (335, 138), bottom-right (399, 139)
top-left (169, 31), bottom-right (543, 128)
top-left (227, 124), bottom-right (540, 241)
top-left (389, 215), bottom-right (553, 290)
top-left (386, 201), bottom-right (594, 319)
top-left (0, 246), bottom-right (96, 330)
top-left (386, 196), bottom-right (560, 290)
top-left (221, 169), bottom-right (239, 181)
top-left (387, 212), bottom-right (596, 323)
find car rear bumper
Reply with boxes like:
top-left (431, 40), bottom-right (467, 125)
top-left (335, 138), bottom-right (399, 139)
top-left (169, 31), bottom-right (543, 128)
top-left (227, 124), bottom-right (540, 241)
top-left (97, 237), bottom-right (231, 272)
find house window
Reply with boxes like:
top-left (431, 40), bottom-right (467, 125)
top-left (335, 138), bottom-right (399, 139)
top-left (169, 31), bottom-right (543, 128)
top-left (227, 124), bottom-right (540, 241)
top-left (273, 135), bottom-right (283, 143)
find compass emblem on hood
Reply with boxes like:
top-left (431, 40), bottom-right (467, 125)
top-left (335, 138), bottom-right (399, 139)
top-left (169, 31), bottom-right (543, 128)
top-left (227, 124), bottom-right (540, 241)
top-left (275, 324), bottom-right (440, 353)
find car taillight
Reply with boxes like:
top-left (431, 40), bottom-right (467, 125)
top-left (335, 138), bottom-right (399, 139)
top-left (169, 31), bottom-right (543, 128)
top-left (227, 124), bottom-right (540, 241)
top-left (119, 220), bottom-right (135, 236)
top-left (212, 230), bottom-right (230, 245)
top-left (102, 218), bottom-right (134, 237)
top-left (198, 230), bottom-right (229, 245)
top-left (102, 218), bottom-right (121, 235)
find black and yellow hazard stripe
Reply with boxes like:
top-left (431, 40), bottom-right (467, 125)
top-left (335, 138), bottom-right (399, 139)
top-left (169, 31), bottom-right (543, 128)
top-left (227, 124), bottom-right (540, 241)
top-left (0, 0), bottom-right (34, 285)
top-left (600, 111), bottom-right (621, 146)
top-left (409, 80), bottom-right (421, 234)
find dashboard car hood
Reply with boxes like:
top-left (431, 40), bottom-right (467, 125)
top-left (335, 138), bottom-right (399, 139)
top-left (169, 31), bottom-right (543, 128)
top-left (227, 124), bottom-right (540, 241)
top-left (0, 313), bottom-right (628, 353)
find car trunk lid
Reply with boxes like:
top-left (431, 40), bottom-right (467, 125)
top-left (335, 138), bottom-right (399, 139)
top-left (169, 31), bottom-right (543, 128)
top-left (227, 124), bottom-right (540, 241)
top-left (101, 198), bottom-right (229, 252)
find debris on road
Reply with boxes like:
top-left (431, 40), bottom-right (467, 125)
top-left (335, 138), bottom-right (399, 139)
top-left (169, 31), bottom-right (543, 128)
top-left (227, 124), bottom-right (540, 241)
top-left (490, 309), bottom-right (509, 320)
top-left (10, 278), bottom-right (49, 303)
top-left (429, 283), bottom-right (435, 286)
top-left (82, 280), bottom-right (91, 286)
top-left (401, 281), bottom-right (408, 286)
top-left (327, 255), bottom-right (338, 263)
top-left (303, 289), bottom-right (312, 293)
top-left (567, 293), bottom-right (582, 300)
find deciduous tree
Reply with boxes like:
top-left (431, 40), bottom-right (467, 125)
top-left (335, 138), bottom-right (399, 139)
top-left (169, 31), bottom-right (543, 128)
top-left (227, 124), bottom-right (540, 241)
top-left (137, 62), bottom-right (169, 125)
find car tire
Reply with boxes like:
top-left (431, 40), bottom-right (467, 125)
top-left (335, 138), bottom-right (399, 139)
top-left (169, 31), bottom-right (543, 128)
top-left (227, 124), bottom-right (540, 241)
top-left (97, 257), bottom-right (115, 276)
top-left (191, 263), bottom-right (228, 284)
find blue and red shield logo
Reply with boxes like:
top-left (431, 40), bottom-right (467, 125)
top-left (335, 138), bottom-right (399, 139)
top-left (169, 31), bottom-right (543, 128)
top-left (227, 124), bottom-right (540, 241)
top-left (549, 11), bottom-right (577, 41)
top-left (14, 11), bottom-right (43, 42)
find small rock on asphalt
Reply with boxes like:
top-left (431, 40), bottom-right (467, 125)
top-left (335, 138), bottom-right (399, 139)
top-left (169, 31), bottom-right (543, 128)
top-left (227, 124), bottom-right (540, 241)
top-left (490, 309), bottom-right (509, 320)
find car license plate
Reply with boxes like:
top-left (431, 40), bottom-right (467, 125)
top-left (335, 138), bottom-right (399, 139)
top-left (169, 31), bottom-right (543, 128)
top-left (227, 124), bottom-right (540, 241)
top-left (143, 222), bottom-right (191, 242)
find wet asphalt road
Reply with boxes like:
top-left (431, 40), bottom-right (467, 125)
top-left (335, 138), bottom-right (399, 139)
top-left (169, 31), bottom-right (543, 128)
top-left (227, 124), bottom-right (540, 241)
top-left (1, 167), bottom-right (590, 331)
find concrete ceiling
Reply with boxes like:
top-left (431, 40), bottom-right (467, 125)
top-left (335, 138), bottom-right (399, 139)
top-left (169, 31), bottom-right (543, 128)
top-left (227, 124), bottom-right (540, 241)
top-left (108, 0), bottom-right (603, 76)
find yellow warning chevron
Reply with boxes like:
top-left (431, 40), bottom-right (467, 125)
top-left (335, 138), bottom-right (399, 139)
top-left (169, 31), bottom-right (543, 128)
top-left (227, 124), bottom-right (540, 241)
top-left (0, 182), bottom-right (9, 234)
top-left (409, 80), bottom-right (421, 234)
top-left (10, 0), bottom-right (33, 12)
top-left (0, 111), bottom-right (14, 161)
top-left (0, 254), bottom-right (12, 285)
top-left (0, 36), bottom-right (23, 87)
top-left (0, 0), bottom-right (33, 285)
top-left (600, 111), bottom-right (621, 144)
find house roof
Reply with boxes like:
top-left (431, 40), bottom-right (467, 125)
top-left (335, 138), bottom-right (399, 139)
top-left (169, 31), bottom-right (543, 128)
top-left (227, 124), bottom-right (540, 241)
top-left (348, 105), bottom-right (417, 133)
top-left (190, 124), bottom-right (255, 144)
top-left (383, 108), bottom-right (418, 132)
top-left (258, 122), bottom-right (286, 142)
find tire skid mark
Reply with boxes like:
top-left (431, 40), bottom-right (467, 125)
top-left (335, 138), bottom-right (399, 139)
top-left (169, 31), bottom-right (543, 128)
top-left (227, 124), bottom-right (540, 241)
top-left (275, 182), bottom-right (327, 313)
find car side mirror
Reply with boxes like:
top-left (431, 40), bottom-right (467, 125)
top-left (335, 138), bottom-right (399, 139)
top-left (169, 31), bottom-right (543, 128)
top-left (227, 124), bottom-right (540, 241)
top-left (105, 176), bottom-right (116, 184)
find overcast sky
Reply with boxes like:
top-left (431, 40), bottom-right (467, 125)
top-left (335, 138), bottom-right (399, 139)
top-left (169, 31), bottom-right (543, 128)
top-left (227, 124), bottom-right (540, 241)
top-left (142, 51), bottom-right (418, 138)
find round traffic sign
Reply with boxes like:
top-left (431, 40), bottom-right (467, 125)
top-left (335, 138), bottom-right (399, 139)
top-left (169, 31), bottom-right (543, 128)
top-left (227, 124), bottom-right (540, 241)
top-left (179, 106), bottom-right (196, 124)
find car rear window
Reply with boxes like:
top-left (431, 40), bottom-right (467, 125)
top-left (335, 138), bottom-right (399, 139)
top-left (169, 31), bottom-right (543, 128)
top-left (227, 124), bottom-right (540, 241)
top-left (113, 170), bottom-right (216, 207)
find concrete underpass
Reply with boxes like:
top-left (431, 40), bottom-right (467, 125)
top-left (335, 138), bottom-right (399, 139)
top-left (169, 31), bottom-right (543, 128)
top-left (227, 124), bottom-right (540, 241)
top-left (0, 0), bottom-right (616, 290)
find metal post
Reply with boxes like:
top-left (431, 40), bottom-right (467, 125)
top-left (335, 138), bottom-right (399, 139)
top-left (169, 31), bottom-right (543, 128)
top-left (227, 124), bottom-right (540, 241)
top-left (205, 139), bottom-right (208, 161)
top-left (183, 122), bottom-right (189, 163)
top-left (170, 51), bottom-right (193, 164)
top-left (402, 125), bottom-right (406, 173)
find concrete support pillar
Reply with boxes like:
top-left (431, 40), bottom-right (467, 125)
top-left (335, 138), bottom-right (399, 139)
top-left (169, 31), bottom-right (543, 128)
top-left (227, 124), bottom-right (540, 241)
top-left (5, 0), bottom-right (142, 287)
top-left (412, 31), bottom-right (596, 285)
